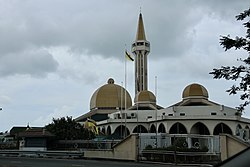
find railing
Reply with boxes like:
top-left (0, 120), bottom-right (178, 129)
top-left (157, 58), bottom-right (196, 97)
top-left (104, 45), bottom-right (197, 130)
top-left (138, 134), bottom-right (220, 165)
top-left (55, 140), bottom-right (121, 150)
top-left (0, 150), bottom-right (83, 158)
top-left (139, 134), bottom-right (220, 153)
top-left (0, 142), bottom-right (17, 149)
top-left (141, 149), bottom-right (219, 165)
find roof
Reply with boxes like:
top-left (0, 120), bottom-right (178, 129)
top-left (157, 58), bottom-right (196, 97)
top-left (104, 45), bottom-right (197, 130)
top-left (75, 109), bottom-right (113, 122)
top-left (135, 90), bottom-right (156, 104)
top-left (182, 83), bottom-right (209, 99)
top-left (171, 83), bottom-right (217, 106)
top-left (90, 78), bottom-right (132, 110)
top-left (10, 127), bottom-right (27, 136)
top-left (136, 13), bottom-right (147, 41)
top-left (10, 126), bottom-right (41, 136)
top-left (18, 128), bottom-right (54, 138)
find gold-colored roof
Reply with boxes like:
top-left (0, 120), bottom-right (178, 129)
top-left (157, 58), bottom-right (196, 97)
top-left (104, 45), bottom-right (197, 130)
top-left (90, 78), bottom-right (132, 110)
top-left (182, 83), bottom-right (209, 99)
top-left (136, 13), bottom-right (146, 41)
top-left (135, 90), bottom-right (156, 103)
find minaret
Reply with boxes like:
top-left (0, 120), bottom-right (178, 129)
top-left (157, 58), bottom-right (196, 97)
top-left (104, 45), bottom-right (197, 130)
top-left (132, 13), bottom-right (150, 96)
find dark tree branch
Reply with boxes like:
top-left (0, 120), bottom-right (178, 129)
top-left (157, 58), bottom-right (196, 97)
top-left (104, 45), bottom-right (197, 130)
top-left (210, 8), bottom-right (250, 112)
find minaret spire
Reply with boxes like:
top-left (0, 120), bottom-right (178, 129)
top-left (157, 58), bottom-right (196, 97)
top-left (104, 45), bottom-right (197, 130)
top-left (132, 12), bottom-right (150, 99)
top-left (136, 13), bottom-right (146, 41)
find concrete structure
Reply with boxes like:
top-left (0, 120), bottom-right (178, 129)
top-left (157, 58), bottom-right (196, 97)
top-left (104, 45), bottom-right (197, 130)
top-left (219, 134), bottom-right (249, 161)
top-left (96, 83), bottom-right (250, 141)
top-left (215, 144), bottom-right (250, 167)
top-left (76, 12), bottom-right (250, 162)
top-left (84, 134), bottom-right (138, 161)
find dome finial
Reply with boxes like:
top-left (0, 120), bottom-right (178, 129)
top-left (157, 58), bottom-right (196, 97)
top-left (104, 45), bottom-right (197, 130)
top-left (107, 78), bottom-right (114, 84)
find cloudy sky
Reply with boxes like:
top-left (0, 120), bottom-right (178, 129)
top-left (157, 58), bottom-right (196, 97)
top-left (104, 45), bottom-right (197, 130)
top-left (0, 0), bottom-right (250, 132)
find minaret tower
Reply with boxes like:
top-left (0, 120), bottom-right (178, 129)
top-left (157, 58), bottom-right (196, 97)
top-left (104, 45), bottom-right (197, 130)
top-left (132, 13), bottom-right (150, 96)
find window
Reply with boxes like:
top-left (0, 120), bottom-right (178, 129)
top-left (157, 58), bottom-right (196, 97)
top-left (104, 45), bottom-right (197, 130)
top-left (211, 112), bottom-right (217, 115)
top-left (168, 114), bottom-right (173, 116)
top-left (137, 42), bottom-right (144, 46)
top-left (180, 113), bottom-right (185, 116)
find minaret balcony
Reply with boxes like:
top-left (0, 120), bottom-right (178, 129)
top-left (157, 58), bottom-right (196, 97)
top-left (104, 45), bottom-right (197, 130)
top-left (132, 41), bottom-right (150, 52)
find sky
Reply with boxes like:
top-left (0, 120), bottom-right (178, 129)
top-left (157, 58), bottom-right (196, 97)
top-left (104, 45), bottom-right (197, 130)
top-left (0, 0), bottom-right (250, 132)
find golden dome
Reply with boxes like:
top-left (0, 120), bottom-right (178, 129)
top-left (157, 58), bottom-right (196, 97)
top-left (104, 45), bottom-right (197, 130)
top-left (90, 78), bottom-right (132, 110)
top-left (135, 90), bottom-right (156, 104)
top-left (182, 83), bottom-right (209, 99)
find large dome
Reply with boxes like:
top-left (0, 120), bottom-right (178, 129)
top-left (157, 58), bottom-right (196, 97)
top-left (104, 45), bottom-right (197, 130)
top-left (182, 83), bottom-right (209, 99)
top-left (135, 90), bottom-right (156, 104)
top-left (90, 78), bottom-right (132, 110)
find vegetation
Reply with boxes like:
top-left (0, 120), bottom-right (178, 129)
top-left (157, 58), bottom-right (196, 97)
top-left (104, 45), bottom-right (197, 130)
top-left (45, 116), bottom-right (95, 140)
top-left (210, 8), bottom-right (250, 112)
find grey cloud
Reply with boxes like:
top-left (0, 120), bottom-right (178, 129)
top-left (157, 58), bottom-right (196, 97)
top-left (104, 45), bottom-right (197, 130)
top-left (0, 0), bottom-right (248, 78)
top-left (0, 49), bottom-right (58, 77)
top-left (195, 0), bottom-right (250, 19)
top-left (0, 0), bottom-right (201, 59)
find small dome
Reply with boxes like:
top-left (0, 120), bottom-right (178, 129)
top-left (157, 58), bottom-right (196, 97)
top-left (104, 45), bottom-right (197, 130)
top-left (90, 78), bottom-right (132, 110)
top-left (182, 83), bottom-right (209, 99)
top-left (135, 90), bottom-right (156, 104)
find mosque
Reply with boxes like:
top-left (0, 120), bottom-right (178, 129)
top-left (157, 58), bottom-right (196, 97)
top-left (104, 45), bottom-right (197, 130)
top-left (75, 13), bottom-right (250, 144)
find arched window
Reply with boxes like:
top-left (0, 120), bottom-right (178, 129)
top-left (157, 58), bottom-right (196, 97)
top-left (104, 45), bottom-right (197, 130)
top-left (107, 126), bottom-right (111, 135)
top-left (113, 125), bottom-right (130, 138)
top-left (213, 123), bottom-right (232, 135)
top-left (236, 124), bottom-right (242, 136)
top-left (244, 126), bottom-right (249, 140)
top-left (149, 124), bottom-right (156, 133)
top-left (133, 125), bottom-right (148, 133)
top-left (169, 122), bottom-right (187, 134)
top-left (158, 123), bottom-right (166, 133)
top-left (190, 122), bottom-right (210, 135)
top-left (101, 127), bottom-right (105, 135)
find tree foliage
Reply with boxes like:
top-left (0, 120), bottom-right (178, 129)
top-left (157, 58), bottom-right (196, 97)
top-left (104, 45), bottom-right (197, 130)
top-left (210, 8), bottom-right (250, 112)
top-left (45, 116), bottom-right (95, 140)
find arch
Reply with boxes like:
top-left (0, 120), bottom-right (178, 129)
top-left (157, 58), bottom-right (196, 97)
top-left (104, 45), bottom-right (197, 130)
top-left (236, 124), bottom-right (242, 136)
top-left (213, 123), bottom-right (232, 135)
top-left (133, 125), bottom-right (148, 133)
top-left (107, 126), bottom-right (111, 135)
top-left (149, 124), bottom-right (156, 133)
top-left (244, 125), bottom-right (250, 140)
top-left (169, 122), bottom-right (187, 134)
top-left (101, 127), bottom-right (105, 135)
top-left (113, 125), bottom-right (130, 138)
top-left (190, 122), bottom-right (210, 135)
top-left (158, 123), bottom-right (166, 133)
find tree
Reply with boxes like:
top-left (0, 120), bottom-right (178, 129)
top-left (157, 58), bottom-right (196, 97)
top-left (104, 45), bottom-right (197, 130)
top-left (45, 116), bottom-right (95, 140)
top-left (210, 8), bottom-right (250, 112)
